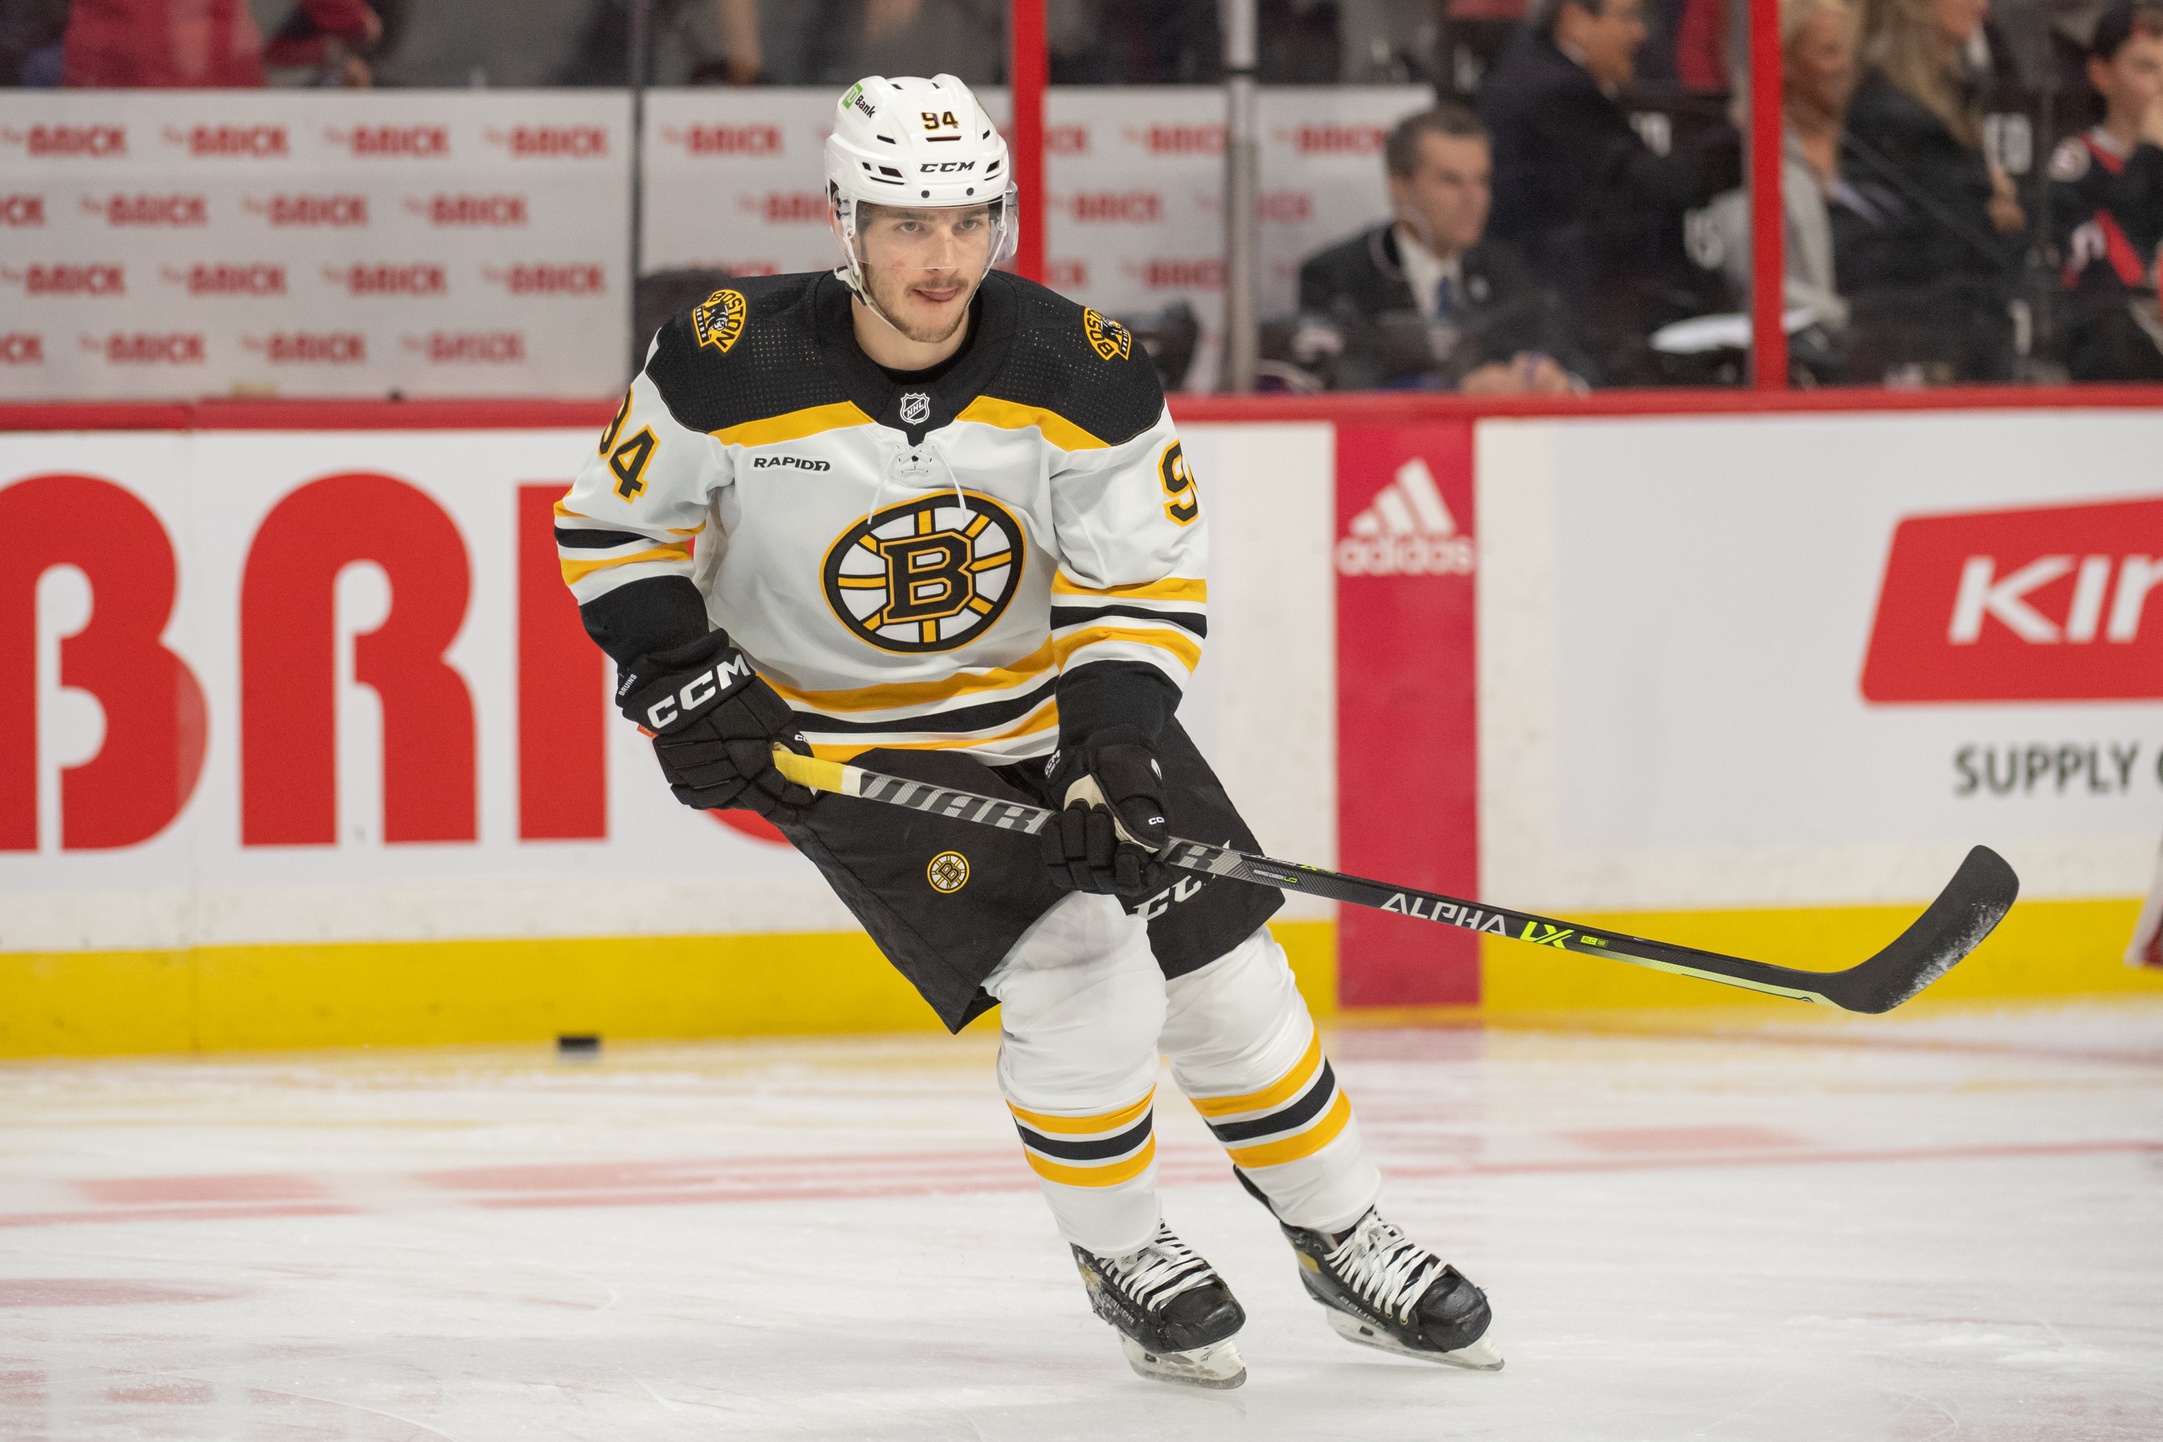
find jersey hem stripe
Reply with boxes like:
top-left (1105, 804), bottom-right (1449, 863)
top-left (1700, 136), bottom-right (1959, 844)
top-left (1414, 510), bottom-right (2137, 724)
top-left (560, 542), bottom-right (692, 585)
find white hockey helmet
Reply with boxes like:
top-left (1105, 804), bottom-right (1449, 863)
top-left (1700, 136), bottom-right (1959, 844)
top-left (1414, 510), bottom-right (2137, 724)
top-left (825, 74), bottom-right (1018, 304)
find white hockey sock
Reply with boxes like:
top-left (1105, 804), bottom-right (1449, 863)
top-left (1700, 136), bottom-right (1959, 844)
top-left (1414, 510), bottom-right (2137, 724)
top-left (1163, 927), bottom-right (1381, 1234)
top-left (985, 893), bottom-right (1167, 1256)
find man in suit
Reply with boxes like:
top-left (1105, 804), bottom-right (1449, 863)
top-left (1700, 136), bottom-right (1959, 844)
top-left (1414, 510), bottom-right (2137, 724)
top-left (1296, 104), bottom-right (1589, 392)
top-left (1481, 0), bottom-right (1741, 382)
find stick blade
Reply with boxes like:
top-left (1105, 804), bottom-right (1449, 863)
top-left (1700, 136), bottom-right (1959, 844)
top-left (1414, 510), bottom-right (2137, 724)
top-left (1831, 846), bottom-right (2021, 1014)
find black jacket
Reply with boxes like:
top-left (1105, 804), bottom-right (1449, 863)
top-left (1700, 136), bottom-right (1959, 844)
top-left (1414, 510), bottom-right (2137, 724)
top-left (1480, 29), bottom-right (1740, 370)
top-left (1838, 72), bottom-right (2018, 293)
top-left (1834, 71), bottom-right (2020, 381)
top-left (1296, 223), bottom-right (1593, 387)
top-left (2049, 131), bottom-right (2163, 292)
top-left (2046, 130), bottom-right (2163, 380)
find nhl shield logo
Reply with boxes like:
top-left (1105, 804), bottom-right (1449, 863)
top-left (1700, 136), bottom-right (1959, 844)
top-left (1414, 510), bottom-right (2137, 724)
top-left (898, 390), bottom-right (932, 426)
top-left (822, 491), bottom-right (1024, 652)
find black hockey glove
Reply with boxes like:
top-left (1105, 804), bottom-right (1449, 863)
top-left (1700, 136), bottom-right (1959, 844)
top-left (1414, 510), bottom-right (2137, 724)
top-left (615, 629), bottom-right (814, 819)
top-left (1040, 726), bottom-right (1171, 898)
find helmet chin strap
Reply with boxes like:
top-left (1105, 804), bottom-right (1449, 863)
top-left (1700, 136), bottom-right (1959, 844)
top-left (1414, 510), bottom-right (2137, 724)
top-left (838, 253), bottom-right (914, 340)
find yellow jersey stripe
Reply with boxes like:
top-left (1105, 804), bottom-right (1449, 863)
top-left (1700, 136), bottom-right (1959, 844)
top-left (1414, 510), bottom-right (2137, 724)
top-left (805, 704), bottom-right (1058, 762)
top-left (1052, 624), bottom-right (1203, 674)
top-left (1008, 1088), bottom-right (1155, 1137)
top-left (956, 395), bottom-right (1109, 452)
top-left (1224, 1090), bottom-right (1352, 1169)
top-left (1020, 1136), bottom-right (1157, 1188)
top-left (768, 639), bottom-right (1058, 716)
top-left (715, 401), bottom-right (875, 449)
top-left (1188, 1033), bottom-right (1323, 1119)
top-left (559, 542), bottom-right (692, 585)
top-left (1051, 573), bottom-right (1207, 605)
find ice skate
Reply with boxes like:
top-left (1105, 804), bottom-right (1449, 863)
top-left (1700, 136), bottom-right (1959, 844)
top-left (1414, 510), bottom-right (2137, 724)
top-left (1072, 1222), bottom-right (1248, 1388)
top-left (1238, 1170), bottom-right (1502, 1370)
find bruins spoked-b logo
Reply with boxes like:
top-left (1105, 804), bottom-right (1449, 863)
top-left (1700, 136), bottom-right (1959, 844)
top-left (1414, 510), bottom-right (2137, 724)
top-left (823, 492), bottom-right (1025, 652)
top-left (1082, 307), bottom-right (1132, 362)
top-left (926, 851), bottom-right (970, 893)
top-left (691, 288), bottom-right (747, 353)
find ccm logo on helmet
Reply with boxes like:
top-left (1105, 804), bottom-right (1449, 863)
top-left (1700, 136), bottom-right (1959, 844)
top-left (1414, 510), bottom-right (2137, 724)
top-left (646, 656), bottom-right (752, 730)
top-left (919, 161), bottom-right (976, 173)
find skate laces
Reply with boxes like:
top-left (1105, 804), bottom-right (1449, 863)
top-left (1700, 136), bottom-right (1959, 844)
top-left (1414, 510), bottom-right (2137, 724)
top-left (1106, 1224), bottom-right (1219, 1315)
top-left (1324, 1210), bottom-right (1446, 1325)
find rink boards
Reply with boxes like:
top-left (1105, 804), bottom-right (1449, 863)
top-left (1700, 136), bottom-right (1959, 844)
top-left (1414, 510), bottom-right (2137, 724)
top-left (2, 400), bottom-right (2160, 1054)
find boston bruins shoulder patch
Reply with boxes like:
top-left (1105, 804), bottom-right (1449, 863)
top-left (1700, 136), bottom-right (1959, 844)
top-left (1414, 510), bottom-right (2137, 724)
top-left (1083, 307), bottom-right (1132, 362)
top-left (692, 288), bottom-right (748, 353)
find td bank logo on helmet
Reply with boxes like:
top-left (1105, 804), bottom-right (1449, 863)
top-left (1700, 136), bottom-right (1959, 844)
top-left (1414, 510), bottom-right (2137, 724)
top-left (1861, 496), bottom-right (2163, 702)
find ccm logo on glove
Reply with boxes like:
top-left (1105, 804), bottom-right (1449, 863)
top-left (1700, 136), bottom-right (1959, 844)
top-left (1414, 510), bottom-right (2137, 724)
top-left (643, 655), bottom-right (752, 731)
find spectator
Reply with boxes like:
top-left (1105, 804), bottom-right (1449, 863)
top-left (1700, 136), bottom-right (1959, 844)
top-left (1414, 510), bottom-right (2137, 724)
top-left (265, 0), bottom-right (405, 85)
top-left (822, 0), bottom-right (1006, 84)
top-left (1707, 0), bottom-right (1860, 334)
top-left (2048, 0), bottom-right (2163, 379)
top-left (1, 0), bottom-right (70, 85)
top-left (64, 0), bottom-right (380, 86)
top-left (559, 0), bottom-right (762, 85)
top-left (1482, 0), bottom-right (1744, 382)
top-left (1836, 0), bottom-right (2025, 380)
top-left (1295, 104), bottom-right (1589, 390)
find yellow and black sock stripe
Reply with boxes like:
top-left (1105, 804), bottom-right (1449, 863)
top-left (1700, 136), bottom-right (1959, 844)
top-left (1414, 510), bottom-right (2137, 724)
top-left (1188, 1034), bottom-right (1352, 1169)
top-left (1007, 1089), bottom-right (1157, 1188)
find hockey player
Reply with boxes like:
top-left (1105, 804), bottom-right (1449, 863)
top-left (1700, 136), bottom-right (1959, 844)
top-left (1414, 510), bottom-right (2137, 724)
top-left (558, 73), bottom-right (1501, 1388)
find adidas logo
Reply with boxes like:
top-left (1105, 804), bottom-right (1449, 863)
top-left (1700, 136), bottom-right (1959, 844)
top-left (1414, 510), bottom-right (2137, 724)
top-left (1335, 457), bottom-right (1476, 577)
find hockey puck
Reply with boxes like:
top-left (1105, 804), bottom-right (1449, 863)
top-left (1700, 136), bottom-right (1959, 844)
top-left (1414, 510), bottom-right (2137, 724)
top-left (556, 1034), bottom-right (601, 1056)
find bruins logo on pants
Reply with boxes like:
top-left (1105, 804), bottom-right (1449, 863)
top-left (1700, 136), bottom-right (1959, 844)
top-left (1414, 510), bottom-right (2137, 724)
top-left (822, 492), bottom-right (1024, 652)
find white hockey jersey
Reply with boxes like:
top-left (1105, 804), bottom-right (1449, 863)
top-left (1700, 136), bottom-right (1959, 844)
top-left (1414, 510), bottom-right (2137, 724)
top-left (558, 270), bottom-right (1206, 763)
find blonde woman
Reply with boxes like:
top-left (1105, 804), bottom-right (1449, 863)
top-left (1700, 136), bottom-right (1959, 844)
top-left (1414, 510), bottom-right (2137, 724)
top-left (1709, 0), bottom-right (1860, 334)
top-left (1838, 0), bottom-right (2024, 378)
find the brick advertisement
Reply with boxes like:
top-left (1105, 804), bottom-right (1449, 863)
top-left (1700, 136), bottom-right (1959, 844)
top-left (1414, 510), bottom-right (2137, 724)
top-left (0, 92), bottom-right (630, 400)
top-left (2, 86), bottom-right (1427, 399)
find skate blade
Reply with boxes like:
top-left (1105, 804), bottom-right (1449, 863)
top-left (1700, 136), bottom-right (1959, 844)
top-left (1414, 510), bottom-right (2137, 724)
top-left (1119, 1334), bottom-right (1247, 1389)
top-left (1323, 1306), bottom-right (1505, 1371)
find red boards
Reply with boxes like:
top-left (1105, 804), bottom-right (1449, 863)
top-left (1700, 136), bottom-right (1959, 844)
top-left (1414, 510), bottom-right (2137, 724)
top-left (1333, 421), bottom-right (1480, 1007)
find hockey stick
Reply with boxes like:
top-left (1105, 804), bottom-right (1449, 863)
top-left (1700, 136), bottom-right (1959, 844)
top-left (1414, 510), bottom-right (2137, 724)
top-left (770, 748), bottom-right (2019, 1014)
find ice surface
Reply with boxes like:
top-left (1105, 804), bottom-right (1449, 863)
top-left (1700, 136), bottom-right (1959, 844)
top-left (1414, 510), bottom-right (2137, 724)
top-left (2, 1002), bottom-right (2159, 1440)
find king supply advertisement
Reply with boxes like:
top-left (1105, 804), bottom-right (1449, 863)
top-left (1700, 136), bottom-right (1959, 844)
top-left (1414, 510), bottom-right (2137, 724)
top-left (1474, 409), bottom-right (2163, 919)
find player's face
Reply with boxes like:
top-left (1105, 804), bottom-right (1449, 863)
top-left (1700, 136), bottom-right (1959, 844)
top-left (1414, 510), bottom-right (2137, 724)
top-left (855, 203), bottom-right (998, 344)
